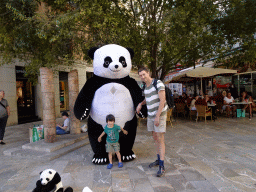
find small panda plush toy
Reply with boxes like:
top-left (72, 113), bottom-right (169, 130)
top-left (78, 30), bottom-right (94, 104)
top-left (74, 44), bottom-right (147, 164)
top-left (32, 169), bottom-right (73, 192)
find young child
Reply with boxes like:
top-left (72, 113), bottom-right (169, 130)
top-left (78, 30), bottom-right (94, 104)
top-left (98, 114), bottom-right (128, 169)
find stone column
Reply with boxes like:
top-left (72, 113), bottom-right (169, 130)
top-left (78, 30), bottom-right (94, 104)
top-left (68, 70), bottom-right (80, 134)
top-left (40, 67), bottom-right (56, 143)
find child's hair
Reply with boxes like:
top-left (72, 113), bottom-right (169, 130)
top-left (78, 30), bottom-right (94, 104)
top-left (62, 111), bottom-right (69, 117)
top-left (106, 114), bottom-right (115, 122)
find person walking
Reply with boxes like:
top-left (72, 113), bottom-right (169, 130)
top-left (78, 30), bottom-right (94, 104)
top-left (136, 66), bottom-right (168, 177)
top-left (0, 90), bottom-right (10, 145)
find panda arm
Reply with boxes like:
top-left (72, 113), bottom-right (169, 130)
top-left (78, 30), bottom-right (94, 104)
top-left (32, 180), bottom-right (42, 192)
top-left (125, 77), bottom-right (147, 118)
top-left (74, 78), bottom-right (96, 120)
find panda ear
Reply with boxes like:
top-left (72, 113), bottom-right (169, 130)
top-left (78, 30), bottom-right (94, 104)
top-left (52, 172), bottom-right (61, 184)
top-left (40, 171), bottom-right (42, 175)
top-left (88, 47), bottom-right (99, 59)
top-left (126, 47), bottom-right (134, 59)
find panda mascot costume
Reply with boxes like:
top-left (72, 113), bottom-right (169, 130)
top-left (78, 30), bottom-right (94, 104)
top-left (74, 44), bottom-right (147, 164)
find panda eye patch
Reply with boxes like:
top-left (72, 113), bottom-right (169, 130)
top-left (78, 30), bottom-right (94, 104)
top-left (104, 56), bottom-right (112, 68)
top-left (41, 178), bottom-right (43, 181)
top-left (119, 56), bottom-right (127, 68)
top-left (46, 178), bottom-right (50, 181)
top-left (49, 171), bottom-right (52, 174)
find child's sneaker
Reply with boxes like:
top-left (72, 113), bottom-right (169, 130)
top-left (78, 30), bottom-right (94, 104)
top-left (156, 166), bottom-right (165, 177)
top-left (118, 162), bottom-right (123, 168)
top-left (107, 164), bottom-right (113, 169)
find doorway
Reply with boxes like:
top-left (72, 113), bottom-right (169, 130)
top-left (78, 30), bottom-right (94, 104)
top-left (16, 66), bottom-right (39, 124)
top-left (59, 72), bottom-right (69, 111)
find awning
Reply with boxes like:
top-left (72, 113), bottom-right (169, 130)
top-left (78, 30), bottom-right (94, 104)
top-left (186, 67), bottom-right (237, 78)
top-left (165, 67), bottom-right (237, 84)
top-left (234, 70), bottom-right (256, 75)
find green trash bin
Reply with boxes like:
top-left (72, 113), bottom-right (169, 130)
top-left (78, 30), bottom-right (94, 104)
top-left (237, 109), bottom-right (241, 117)
top-left (241, 109), bottom-right (245, 117)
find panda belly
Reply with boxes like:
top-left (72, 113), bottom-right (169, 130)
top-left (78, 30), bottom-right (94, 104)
top-left (90, 83), bottom-right (135, 128)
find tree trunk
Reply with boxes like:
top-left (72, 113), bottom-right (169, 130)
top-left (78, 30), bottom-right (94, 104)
top-left (151, 43), bottom-right (158, 78)
top-left (68, 70), bottom-right (80, 134)
top-left (40, 67), bottom-right (56, 143)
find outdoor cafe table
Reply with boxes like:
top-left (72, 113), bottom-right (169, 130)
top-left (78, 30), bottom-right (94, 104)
top-left (232, 101), bottom-right (252, 106)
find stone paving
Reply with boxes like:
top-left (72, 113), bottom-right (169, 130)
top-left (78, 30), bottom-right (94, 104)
top-left (1, 116), bottom-right (256, 192)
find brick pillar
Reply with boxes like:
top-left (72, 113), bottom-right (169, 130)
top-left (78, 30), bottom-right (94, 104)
top-left (68, 70), bottom-right (80, 134)
top-left (40, 67), bottom-right (56, 143)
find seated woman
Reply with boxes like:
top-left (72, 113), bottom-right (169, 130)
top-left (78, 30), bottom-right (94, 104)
top-left (222, 90), bottom-right (227, 98)
top-left (190, 96), bottom-right (199, 111)
top-left (205, 94), bottom-right (217, 119)
top-left (223, 92), bottom-right (236, 117)
top-left (56, 112), bottom-right (70, 135)
top-left (240, 91), bottom-right (254, 120)
top-left (205, 94), bottom-right (211, 104)
top-left (182, 93), bottom-right (189, 116)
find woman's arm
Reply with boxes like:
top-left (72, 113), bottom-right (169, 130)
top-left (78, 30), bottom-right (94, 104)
top-left (6, 106), bottom-right (10, 116)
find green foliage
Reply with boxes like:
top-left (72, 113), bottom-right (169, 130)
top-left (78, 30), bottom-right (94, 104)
top-left (212, 0), bottom-right (256, 70)
top-left (0, 0), bottom-right (75, 83)
top-left (1, 0), bottom-right (256, 82)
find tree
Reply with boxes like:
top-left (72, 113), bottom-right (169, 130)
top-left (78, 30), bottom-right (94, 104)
top-left (0, 0), bottom-right (80, 142)
top-left (0, 0), bottom-right (75, 83)
top-left (73, 0), bottom-right (223, 80)
top-left (212, 0), bottom-right (256, 71)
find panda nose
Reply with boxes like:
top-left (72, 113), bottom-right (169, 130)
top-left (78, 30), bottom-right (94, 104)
top-left (115, 65), bottom-right (119, 69)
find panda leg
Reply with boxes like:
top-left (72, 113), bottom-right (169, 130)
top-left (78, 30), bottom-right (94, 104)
top-left (88, 116), bottom-right (109, 165)
top-left (119, 115), bottom-right (137, 162)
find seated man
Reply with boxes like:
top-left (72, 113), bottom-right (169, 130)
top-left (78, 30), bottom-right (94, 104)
top-left (56, 112), bottom-right (70, 135)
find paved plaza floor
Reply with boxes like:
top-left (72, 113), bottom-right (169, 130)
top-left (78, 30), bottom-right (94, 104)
top-left (1, 116), bottom-right (256, 192)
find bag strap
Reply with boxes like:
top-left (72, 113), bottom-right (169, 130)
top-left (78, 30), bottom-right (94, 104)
top-left (0, 101), bottom-right (6, 109)
top-left (142, 79), bottom-right (158, 91)
top-left (153, 79), bottom-right (158, 91)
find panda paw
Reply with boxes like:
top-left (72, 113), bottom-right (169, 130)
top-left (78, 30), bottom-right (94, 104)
top-left (121, 153), bottom-right (136, 162)
top-left (92, 155), bottom-right (109, 165)
top-left (80, 108), bottom-right (89, 120)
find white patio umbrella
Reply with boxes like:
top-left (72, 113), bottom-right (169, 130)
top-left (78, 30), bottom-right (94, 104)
top-left (186, 67), bottom-right (237, 92)
top-left (165, 67), bottom-right (237, 93)
top-left (186, 67), bottom-right (237, 78)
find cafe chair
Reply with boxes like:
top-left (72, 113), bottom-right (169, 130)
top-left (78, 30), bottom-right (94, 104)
top-left (175, 103), bottom-right (186, 118)
top-left (190, 109), bottom-right (197, 120)
top-left (196, 105), bottom-right (212, 123)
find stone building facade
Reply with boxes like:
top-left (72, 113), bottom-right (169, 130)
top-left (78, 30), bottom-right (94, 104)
top-left (0, 59), bottom-right (140, 126)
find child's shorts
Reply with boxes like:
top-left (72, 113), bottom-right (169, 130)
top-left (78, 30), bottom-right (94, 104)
top-left (106, 141), bottom-right (120, 153)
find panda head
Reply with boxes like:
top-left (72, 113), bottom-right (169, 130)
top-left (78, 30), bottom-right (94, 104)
top-left (40, 169), bottom-right (59, 185)
top-left (88, 44), bottom-right (134, 79)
